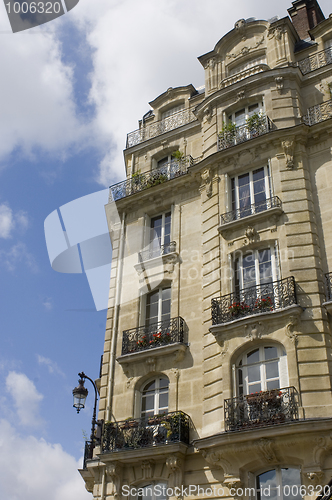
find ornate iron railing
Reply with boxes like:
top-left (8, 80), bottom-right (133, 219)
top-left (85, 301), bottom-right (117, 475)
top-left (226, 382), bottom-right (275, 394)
top-left (220, 196), bottom-right (282, 225)
top-left (211, 276), bottom-right (297, 325)
top-left (325, 272), bottom-right (332, 301)
top-left (83, 440), bottom-right (92, 469)
top-left (138, 241), bottom-right (176, 262)
top-left (126, 108), bottom-right (197, 148)
top-left (102, 411), bottom-right (191, 452)
top-left (121, 316), bottom-right (184, 355)
top-left (218, 116), bottom-right (274, 151)
top-left (224, 387), bottom-right (299, 432)
top-left (298, 47), bottom-right (332, 75)
top-left (303, 99), bottom-right (332, 126)
top-left (109, 156), bottom-right (193, 202)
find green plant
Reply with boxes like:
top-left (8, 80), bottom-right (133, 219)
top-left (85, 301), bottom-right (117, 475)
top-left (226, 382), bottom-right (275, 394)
top-left (246, 112), bottom-right (265, 135)
top-left (171, 150), bottom-right (185, 162)
top-left (220, 121), bottom-right (236, 135)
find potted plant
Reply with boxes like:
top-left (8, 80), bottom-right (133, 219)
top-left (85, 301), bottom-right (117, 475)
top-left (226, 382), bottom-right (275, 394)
top-left (137, 335), bottom-right (148, 348)
top-left (228, 301), bottom-right (250, 317)
top-left (254, 296), bottom-right (273, 312)
top-left (219, 121), bottom-right (237, 148)
top-left (246, 112), bottom-right (265, 137)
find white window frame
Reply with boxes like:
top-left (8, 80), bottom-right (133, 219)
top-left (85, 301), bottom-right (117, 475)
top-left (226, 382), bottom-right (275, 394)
top-left (145, 286), bottom-right (171, 326)
top-left (230, 165), bottom-right (272, 216)
top-left (141, 377), bottom-right (169, 418)
top-left (236, 344), bottom-right (288, 396)
top-left (148, 211), bottom-right (172, 255)
top-left (228, 100), bottom-right (264, 127)
top-left (234, 244), bottom-right (279, 291)
top-left (161, 103), bottom-right (184, 120)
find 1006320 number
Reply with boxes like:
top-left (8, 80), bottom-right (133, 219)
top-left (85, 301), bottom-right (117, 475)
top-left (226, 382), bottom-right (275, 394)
top-left (5, 2), bottom-right (62, 14)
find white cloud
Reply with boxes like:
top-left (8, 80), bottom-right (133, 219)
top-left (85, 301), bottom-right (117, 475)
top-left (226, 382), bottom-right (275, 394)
top-left (42, 297), bottom-right (53, 310)
top-left (0, 419), bottom-right (90, 500)
top-left (6, 372), bottom-right (44, 427)
top-left (0, 202), bottom-right (29, 239)
top-left (37, 355), bottom-right (65, 377)
top-left (0, 203), bottom-right (13, 238)
top-left (0, 242), bottom-right (38, 272)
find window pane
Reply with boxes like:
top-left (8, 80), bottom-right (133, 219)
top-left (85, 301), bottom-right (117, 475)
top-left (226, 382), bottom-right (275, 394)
top-left (248, 382), bottom-right (261, 393)
top-left (248, 364), bottom-right (260, 383)
top-left (159, 392), bottom-right (168, 410)
top-left (235, 109), bottom-right (246, 126)
top-left (267, 380), bottom-right (280, 390)
top-left (258, 248), bottom-right (272, 285)
top-left (266, 361), bottom-right (279, 380)
top-left (247, 348), bottom-right (260, 363)
top-left (143, 381), bottom-right (156, 392)
top-left (159, 378), bottom-right (169, 389)
top-left (238, 173), bottom-right (250, 214)
top-left (142, 395), bottom-right (154, 411)
top-left (264, 346), bottom-right (278, 360)
top-left (257, 470), bottom-right (278, 500)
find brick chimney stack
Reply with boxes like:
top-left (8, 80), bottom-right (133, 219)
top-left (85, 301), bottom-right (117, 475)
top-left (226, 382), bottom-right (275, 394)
top-left (288, 0), bottom-right (325, 40)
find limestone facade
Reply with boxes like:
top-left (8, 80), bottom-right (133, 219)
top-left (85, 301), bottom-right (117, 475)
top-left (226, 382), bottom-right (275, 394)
top-left (81, 2), bottom-right (332, 499)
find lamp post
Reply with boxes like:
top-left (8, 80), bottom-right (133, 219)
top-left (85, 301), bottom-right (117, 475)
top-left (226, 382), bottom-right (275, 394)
top-left (72, 372), bottom-right (98, 461)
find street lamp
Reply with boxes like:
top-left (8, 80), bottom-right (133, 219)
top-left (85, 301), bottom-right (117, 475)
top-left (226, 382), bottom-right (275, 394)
top-left (72, 372), bottom-right (99, 461)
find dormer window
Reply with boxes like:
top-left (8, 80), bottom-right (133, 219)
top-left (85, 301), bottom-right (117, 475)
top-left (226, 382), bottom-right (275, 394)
top-left (161, 103), bottom-right (184, 120)
top-left (228, 55), bottom-right (267, 77)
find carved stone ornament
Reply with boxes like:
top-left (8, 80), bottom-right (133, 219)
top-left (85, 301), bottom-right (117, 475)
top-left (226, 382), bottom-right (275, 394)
top-left (286, 315), bottom-right (299, 344)
top-left (201, 450), bottom-right (231, 473)
top-left (141, 460), bottom-right (154, 480)
top-left (237, 90), bottom-right (246, 101)
top-left (282, 140), bottom-right (295, 169)
top-left (146, 357), bottom-right (157, 372)
top-left (223, 474), bottom-right (243, 490)
top-left (275, 76), bottom-right (283, 93)
top-left (166, 455), bottom-right (183, 489)
top-left (203, 104), bottom-right (213, 123)
top-left (107, 463), bottom-right (122, 498)
top-left (84, 478), bottom-right (94, 493)
top-left (257, 438), bottom-right (278, 463)
top-left (201, 168), bottom-right (213, 197)
top-left (227, 36), bottom-right (264, 60)
top-left (234, 18), bottom-right (247, 40)
top-left (305, 471), bottom-right (324, 485)
top-left (244, 226), bottom-right (258, 245)
top-left (245, 321), bottom-right (266, 341)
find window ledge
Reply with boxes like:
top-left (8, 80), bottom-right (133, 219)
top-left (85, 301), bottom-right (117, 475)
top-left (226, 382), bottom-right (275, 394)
top-left (134, 251), bottom-right (179, 273)
top-left (218, 206), bottom-right (283, 237)
top-left (117, 342), bottom-right (187, 365)
top-left (210, 304), bottom-right (303, 342)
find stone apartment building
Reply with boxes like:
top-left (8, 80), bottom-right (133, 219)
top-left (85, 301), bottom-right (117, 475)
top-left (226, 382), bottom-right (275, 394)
top-left (80, 1), bottom-right (332, 498)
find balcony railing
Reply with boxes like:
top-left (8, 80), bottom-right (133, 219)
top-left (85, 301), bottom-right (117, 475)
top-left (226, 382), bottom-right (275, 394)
top-left (325, 272), bottom-right (332, 302)
top-left (211, 276), bottom-right (297, 325)
top-left (298, 47), bottom-right (332, 75)
top-left (220, 64), bottom-right (268, 89)
top-left (138, 241), bottom-right (176, 262)
top-left (224, 387), bottom-right (299, 432)
top-left (218, 116), bottom-right (274, 151)
top-left (122, 316), bottom-right (184, 355)
top-left (109, 156), bottom-right (193, 202)
top-left (83, 440), bottom-right (92, 469)
top-left (102, 411), bottom-right (191, 452)
top-left (303, 99), bottom-right (332, 126)
top-left (126, 108), bottom-right (197, 148)
top-left (220, 196), bottom-right (282, 225)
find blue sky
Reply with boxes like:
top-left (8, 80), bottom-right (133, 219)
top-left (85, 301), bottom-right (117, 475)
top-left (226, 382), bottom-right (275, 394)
top-left (0, 0), bottom-right (330, 498)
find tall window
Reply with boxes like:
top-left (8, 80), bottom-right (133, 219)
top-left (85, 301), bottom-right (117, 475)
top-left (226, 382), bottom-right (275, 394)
top-left (231, 165), bottom-right (271, 218)
top-left (161, 103), bottom-right (184, 120)
top-left (237, 345), bottom-right (288, 396)
top-left (228, 102), bottom-right (264, 127)
top-left (257, 468), bottom-right (301, 500)
top-left (146, 287), bottom-right (171, 327)
top-left (141, 377), bottom-right (169, 418)
top-left (149, 212), bottom-right (171, 256)
top-left (234, 246), bottom-right (279, 293)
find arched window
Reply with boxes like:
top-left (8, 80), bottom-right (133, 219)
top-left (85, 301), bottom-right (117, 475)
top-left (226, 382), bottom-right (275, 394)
top-left (141, 377), bottom-right (169, 418)
top-left (237, 345), bottom-right (288, 396)
top-left (256, 467), bottom-right (301, 500)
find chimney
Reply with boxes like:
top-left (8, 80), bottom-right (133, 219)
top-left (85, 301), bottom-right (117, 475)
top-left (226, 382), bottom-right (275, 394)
top-left (288, 0), bottom-right (325, 40)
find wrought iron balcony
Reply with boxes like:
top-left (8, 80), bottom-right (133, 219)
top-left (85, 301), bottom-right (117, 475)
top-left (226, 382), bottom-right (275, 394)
top-left (109, 156), bottom-right (193, 202)
top-left (83, 440), bottom-right (92, 469)
top-left (218, 115), bottom-right (274, 151)
top-left (220, 196), bottom-right (282, 225)
top-left (102, 411), bottom-right (191, 453)
top-left (303, 99), bottom-right (332, 126)
top-left (224, 386), bottom-right (299, 432)
top-left (211, 276), bottom-right (297, 325)
top-left (298, 46), bottom-right (332, 75)
top-left (126, 108), bottom-right (197, 148)
top-left (138, 241), bottom-right (176, 262)
top-left (325, 272), bottom-right (332, 302)
top-left (122, 316), bottom-right (184, 355)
